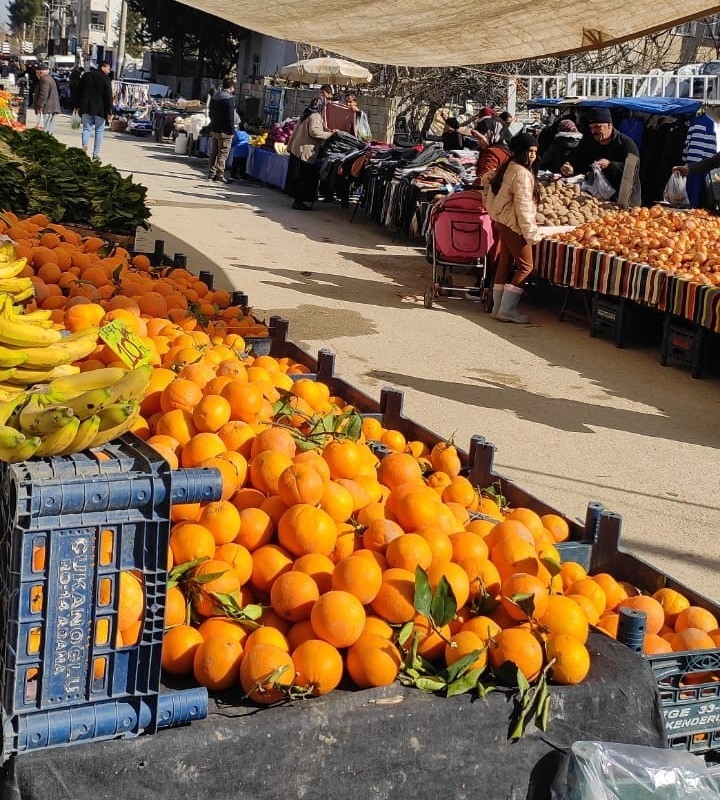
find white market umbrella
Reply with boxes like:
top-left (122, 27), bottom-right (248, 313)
top-left (279, 57), bottom-right (372, 86)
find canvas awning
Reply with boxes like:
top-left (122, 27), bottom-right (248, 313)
top-left (177, 1), bottom-right (720, 67)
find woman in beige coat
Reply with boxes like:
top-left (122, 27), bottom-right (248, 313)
top-left (287, 106), bottom-right (334, 210)
top-left (482, 132), bottom-right (541, 323)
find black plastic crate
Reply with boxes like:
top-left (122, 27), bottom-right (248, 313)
top-left (0, 435), bottom-right (223, 761)
top-left (590, 293), bottom-right (628, 348)
top-left (660, 315), bottom-right (708, 378)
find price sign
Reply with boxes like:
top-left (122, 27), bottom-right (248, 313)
top-left (99, 320), bottom-right (153, 368)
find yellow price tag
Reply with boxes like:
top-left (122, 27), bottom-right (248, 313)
top-left (99, 319), bottom-right (153, 368)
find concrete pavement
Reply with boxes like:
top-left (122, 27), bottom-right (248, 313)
top-left (51, 112), bottom-right (720, 603)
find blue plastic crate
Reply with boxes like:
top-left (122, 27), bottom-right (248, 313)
top-left (0, 434), bottom-right (223, 760)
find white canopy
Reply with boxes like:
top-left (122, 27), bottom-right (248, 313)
top-left (177, 1), bottom-right (720, 67)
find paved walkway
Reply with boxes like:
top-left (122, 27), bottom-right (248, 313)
top-left (50, 112), bottom-right (720, 602)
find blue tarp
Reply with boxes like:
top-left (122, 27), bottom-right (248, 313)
top-left (528, 96), bottom-right (701, 116)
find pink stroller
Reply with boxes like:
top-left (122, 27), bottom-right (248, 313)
top-left (424, 189), bottom-right (494, 309)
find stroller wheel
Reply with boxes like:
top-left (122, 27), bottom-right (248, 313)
top-left (423, 284), bottom-right (434, 309)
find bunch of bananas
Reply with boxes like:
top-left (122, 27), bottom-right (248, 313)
top-left (0, 364), bottom-right (153, 462)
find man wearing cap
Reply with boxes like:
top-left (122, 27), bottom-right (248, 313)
top-left (560, 107), bottom-right (640, 203)
top-left (32, 64), bottom-right (61, 134)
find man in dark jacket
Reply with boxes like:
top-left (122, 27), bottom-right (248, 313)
top-left (78, 61), bottom-right (113, 161)
top-left (207, 78), bottom-right (236, 183)
top-left (561, 107), bottom-right (640, 202)
top-left (32, 64), bottom-right (61, 134)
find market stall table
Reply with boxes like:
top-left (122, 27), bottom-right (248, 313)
top-left (247, 145), bottom-right (289, 191)
top-left (0, 633), bottom-right (666, 800)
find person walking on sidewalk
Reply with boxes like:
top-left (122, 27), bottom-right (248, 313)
top-left (32, 64), bottom-right (61, 134)
top-left (481, 132), bottom-right (542, 323)
top-left (78, 61), bottom-right (113, 161)
top-left (207, 78), bottom-right (236, 183)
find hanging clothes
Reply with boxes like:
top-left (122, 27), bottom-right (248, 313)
top-left (682, 113), bottom-right (717, 207)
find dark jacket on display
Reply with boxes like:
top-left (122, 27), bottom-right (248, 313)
top-left (79, 68), bottom-right (113, 118)
top-left (33, 75), bottom-right (61, 115)
top-left (567, 129), bottom-right (639, 192)
top-left (209, 90), bottom-right (236, 135)
top-left (441, 130), bottom-right (464, 151)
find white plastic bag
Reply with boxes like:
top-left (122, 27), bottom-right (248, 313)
top-left (663, 171), bottom-right (690, 206)
top-left (585, 162), bottom-right (616, 201)
top-left (70, 110), bottom-right (82, 130)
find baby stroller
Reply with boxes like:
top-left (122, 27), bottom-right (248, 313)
top-left (424, 189), bottom-right (494, 309)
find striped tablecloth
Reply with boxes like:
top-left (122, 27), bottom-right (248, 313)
top-left (536, 239), bottom-right (720, 333)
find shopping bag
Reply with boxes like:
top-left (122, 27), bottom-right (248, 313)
top-left (663, 171), bottom-right (689, 206)
top-left (70, 110), bottom-right (82, 130)
top-left (583, 163), bottom-right (616, 200)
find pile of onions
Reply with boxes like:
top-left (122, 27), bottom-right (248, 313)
top-left (553, 205), bottom-right (720, 286)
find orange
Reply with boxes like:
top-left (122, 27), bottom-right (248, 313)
top-left (331, 554), bottom-right (383, 605)
top-left (504, 507), bottom-right (545, 540)
top-left (310, 590), bottom-right (366, 648)
top-left (239, 643), bottom-right (296, 704)
top-left (250, 427), bottom-right (297, 459)
top-left (489, 627), bottom-right (544, 683)
top-left (292, 553), bottom-right (335, 595)
top-left (230, 487), bottom-right (266, 511)
top-left (674, 606), bottom-right (719, 634)
top-left (269, 570), bottom-right (320, 622)
top-left (461, 556), bottom-right (502, 601)
top-left (160, 378), bottom-right (203, 414)
top-left (291, 639), bottom-right (344, 696)
top-left (568, 578), bottom-right (608, 616)
top-left (391, 487), bottom-right (444, 532)
top-left (318, 480), bottom-right (355, 523)
top-left (194, 635), bottom-right (245, 691)
top-left (591, 572), bottom-right (628, 612)
top-left (250, 544), bottom-right (294, 595)
top-left (244, 626), bottom-right (290, 652)
top-left (213, 543), bottom-right (253, 585)
top-left (260, 495), bottom-right (289, 528)
top-left (286, 620), bottom-right (317, 651)
top-left (371, 567), bottom-right (416, 624)
top-left (169, 522), bottom-right (215, 565)
top-left (484, 520), bottom-right (535, 551)
top-left (643, 633), bottom-right (673, 655)
top-left (161, 624), bottom-right (203, 675)
top-left (164, 585), bottom-right (187, 628)
top-left (426, 562), bottom-right (470, 609)
top-left (490, 536), bottom-right (539, 580)
top-left (430, 440), bottom-right (462, 478)
top-left (596, 612), bottom-right (620, 638)
top-left (545, 634), bottom-right (591, 685)
top-left (198, 500), bottom-right (241, 546)
top-left (193, 394), bottom-right (232, 433)
top-left (276, 463), bottom-right (325, 507)
top-left (249, 450), bottom-right (293, 495)
top-left (380, 428), bottom-right (406, 452)
top-left (277, 504), bottom-right (337, 557)
top-left (376, 452), bottom-right (423, 491)
top-left (217, 420), bottom-right (255, 456)
top-left (189, 559), bottom-right (241, 617)
top-left (362, 616), bottom-right (395, 640)
top-left (346, 633), bottom-right (402, 688)
top-left (560, 561), bottom-right (587, 592)
top-left (500, 573), bottom-right (549, 622)
top-left (322, 440), bottom-right (364, 480)
top-left (670, 628), bottom-right (716, 651)
top-left (221, 379), bottom-right (264, 422)
top-left (539, 595), bottom-right (589, 643)
top-left (118, 571), bottom-right (144, 632)
top-left (461, 615), bottom-right (502, 643)
top-left (415, 527), bottom-right (453, 566)
top-left (291, 378), bottom-right (331, 412)
top-left (362, 518), bottom-right (404, 552)
top-left (180, 432), bottom-right (226, 468)
top-left (618, 595), bottom-right (665, 635)
top-left (652, 588), bottom-right (691, 626)
top-left (444, 630), bottom-right (488, 672)
top-left (197, 616), bottom-right (249, 645)
top-left (450, 531), bottom-right (489, 563)
top-left (567, 593), bottom-right (601, 626)
top-left (541, 514), bottom-right (570, 543)
top-left (235, 507), bottom-right (274, 551)
top-left (155, 408), bottom-right (197, 446)
top-left (385, 533), bottom-right (433, 572)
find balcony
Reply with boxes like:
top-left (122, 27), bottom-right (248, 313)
top-left (89, 22), bottom-right (105, 31)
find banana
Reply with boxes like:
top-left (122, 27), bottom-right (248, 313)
top-left (106, 364), bottom-right (153, 404)
top-left (0, 243), bottom-right (16, 263)
top-left (9, 286), bottom-right (35, 304)
top-left (48, 366), bottom-right (127, 400)
top-left (0, 435), bottom-right (41, 463)
top-left (0, 257), bottom-right (29, 279)
top-left (0, 384), bottom-right (25, 398)
top-left (58, 414), bottom-right (101, 455)
top-left (0, 300), bottom-right (63, 347)
top-left (18, 331), bottom-right (99, 370)
top-left (11, 307), bottom-right (52, 321)
top-left (0, 368), bottom-right (17, 382)
top-left (18, 397), bottom-right (75, 435)
top-left (97, 400), bottom-right (138, 431)
top-left (0, 423), bottom-right (26, 449)
top-left (5, 364), bottom-right (80, 386)
top-left (90, 403), bottom-right (140, 448)
top-left (0, 393), bottom-right (28, 425)
top-left (0, 346), bottom-right (27, 368)
top-left (8, 310), bottom-right (53, 328)
top-left (0, 277), bottom-right (34, 295)
top-left (33, 416), bottom-right (81, 457)
top-left (57, 386), bottom-right (113, 420)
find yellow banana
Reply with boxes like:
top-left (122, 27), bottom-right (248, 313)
top-left (0, 393), bottom-right (28, 425)
top-left (90, 403), bottom-right (140, 448)
top-left (11, 306), bottom-right (52, 321)
top-left (0, 257), bottom-right (29, 279)
top-left (19, 331), bottom-right (99, 370)
top-left (0, 346), bottom-right (28, 368)
top-left (34, 416), bottom-right (81, 457)
top-left (18, 397), bottom-right (75, 435)
top-left (0, 423), bottom-right (26, 449)
top-left (8, 311), bottom-right (53, 328)
top-left (0, 303), bottom-right (63, 347)
top-left (5, 364), bottom-right (80, 386)
top-left (106, 364), bottom-right (153, 404)
top-left (58, 414), bottom-right (102, 455)
top-left (57, 386), bottom-right (113, 420)
top-left (0, 243), bottom-right (16, 263)
top-left (0, 435), bottom-right (42, 463)
top-left (0, 383), bottom-right (24, 398)
top-left (0, 278), bottom-right (33, 295)
top-left (97, 400), bottom-right (138, 431)
top-left (48, 366), bottom-right (127, 399)
top-left (0, 368), bottom-right (17, 382)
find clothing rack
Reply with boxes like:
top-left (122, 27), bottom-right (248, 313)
top-left (112, 80), bottom-right (150, 113)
